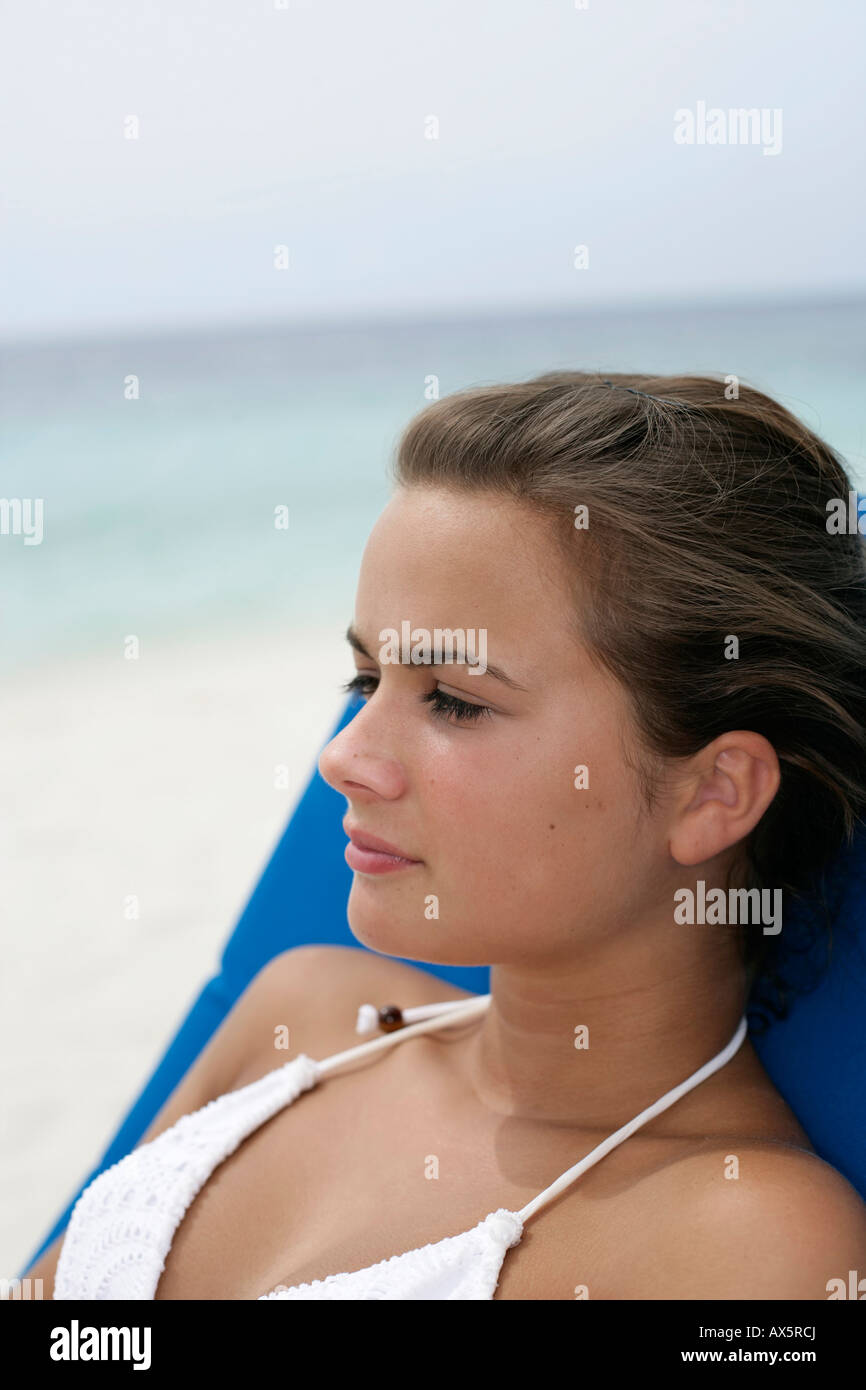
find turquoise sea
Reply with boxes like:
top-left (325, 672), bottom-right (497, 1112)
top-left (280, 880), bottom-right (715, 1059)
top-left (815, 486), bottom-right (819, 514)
top-left (2, 298), bottom-right (864, 676)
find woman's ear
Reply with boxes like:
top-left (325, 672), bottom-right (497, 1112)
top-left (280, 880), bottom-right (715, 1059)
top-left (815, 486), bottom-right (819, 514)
top-left (668, 733), bottom-right (781, 868)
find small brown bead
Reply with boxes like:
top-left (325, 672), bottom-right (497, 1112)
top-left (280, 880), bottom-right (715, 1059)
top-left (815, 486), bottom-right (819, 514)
top-left (378, 1004), bottom-right (404, 1032)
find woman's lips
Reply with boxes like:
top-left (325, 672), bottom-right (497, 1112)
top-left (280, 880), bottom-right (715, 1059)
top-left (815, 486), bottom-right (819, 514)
top-left (343, 824), bottom-right (422, 875)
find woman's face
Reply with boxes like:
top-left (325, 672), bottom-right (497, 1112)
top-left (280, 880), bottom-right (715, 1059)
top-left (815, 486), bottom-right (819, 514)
top-left (318, 485), bottom-right (669, 968)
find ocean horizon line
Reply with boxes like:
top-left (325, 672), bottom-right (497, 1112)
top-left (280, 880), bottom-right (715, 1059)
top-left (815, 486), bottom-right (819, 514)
top-left (3, 288), bottom-right (864, 354)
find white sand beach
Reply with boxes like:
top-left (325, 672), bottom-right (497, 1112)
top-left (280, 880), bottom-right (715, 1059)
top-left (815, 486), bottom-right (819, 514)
top-left (1, 625), bottom-right (350, 1276)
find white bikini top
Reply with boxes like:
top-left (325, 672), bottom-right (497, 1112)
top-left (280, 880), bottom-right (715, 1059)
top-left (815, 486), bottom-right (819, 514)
top-left (53, 994), bottom-right (748, 1301)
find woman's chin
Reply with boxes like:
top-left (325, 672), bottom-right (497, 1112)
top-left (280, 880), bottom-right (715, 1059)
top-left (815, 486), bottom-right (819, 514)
top-left (346, 905), bottom-right (489, 968)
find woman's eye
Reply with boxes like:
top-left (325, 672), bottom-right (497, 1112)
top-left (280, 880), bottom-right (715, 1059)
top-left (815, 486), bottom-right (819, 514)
top-left (341, 672), bottom-right (378, 698)
top-left (340, 673), bottom-right (492, 724)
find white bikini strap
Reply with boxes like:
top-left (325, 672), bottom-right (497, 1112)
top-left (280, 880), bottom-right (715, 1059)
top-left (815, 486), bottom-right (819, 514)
top-left (515, 1014), bottom-right (749, 1223)
top-left (314, 994), bottom-right (491, 1078)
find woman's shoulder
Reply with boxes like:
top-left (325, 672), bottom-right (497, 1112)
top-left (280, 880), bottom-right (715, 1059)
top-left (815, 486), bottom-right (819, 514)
top-left (608, 1138), bottom-right (866, 1299)
top-left (255, 943), bottom-right (475, 1008)
top-left (228, 945), bottom-right (476, 1087)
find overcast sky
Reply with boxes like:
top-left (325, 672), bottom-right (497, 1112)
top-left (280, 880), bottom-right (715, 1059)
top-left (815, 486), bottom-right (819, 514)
top-left (2, 0), bottom-right (864, 341)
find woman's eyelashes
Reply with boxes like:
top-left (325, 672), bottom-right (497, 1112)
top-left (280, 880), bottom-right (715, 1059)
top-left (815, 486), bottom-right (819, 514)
top-left (340, 672), bottom-right (493, 724)
top-left (420, 687), bottom-right (493, 723)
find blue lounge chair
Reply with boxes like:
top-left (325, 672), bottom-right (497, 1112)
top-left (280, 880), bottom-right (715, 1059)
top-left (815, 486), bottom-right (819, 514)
top-left (20, 694), bottom-right (866, 1273)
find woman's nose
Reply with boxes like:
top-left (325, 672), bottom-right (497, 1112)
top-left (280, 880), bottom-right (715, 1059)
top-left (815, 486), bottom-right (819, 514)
top-left (318, 710), bottom-right (407, 802)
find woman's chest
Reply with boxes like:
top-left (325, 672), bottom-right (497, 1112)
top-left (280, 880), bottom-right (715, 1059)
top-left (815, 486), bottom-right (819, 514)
top-left (151, 1048), bottom-right (641, 1301)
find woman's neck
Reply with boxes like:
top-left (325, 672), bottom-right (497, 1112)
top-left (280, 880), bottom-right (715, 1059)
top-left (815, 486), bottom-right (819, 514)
top-left (456, 928), bottom-right (749, 1130)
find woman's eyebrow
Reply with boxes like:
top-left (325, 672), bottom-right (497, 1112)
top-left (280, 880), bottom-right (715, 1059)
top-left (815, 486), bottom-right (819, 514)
top-left (344, 624), bottom-right (528, 691)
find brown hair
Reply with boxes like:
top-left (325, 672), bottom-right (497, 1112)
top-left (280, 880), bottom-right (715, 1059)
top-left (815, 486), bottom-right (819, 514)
top-left (392, 371), bottom-right (866, 1025)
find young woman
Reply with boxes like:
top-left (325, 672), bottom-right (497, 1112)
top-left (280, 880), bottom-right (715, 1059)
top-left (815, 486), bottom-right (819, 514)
top-left (24, 372), bottom-right (866, 1300)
